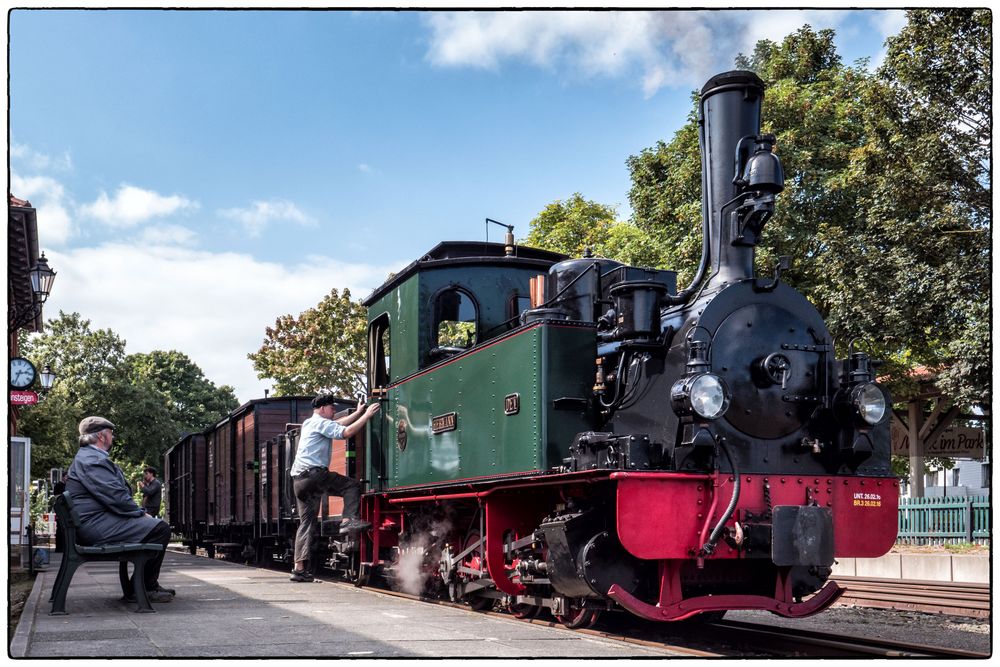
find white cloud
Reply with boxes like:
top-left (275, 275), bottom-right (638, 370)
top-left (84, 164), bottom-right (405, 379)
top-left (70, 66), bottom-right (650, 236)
top-left (217, 199), bottom-right (316, 237)
top-left (358, 163), bottom-right (377, 174)
top-left (424, 10), bottom-right (860, 96)
top-left (426, 12), bottom-right (665, 76)
top-left (138, 224), bottom-right (199, 246)
top-left (80, 184), bottom-right (198, 228)
top-left (10, 173), bottom-right (74, 245)
top-left (41, 243), bottom-right (404, 403)
top-left (10, 142), bottom-right (73, 172)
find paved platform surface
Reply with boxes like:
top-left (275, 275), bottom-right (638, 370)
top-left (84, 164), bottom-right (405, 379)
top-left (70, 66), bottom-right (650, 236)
top-left (12, 551), bottom-right (684, 658)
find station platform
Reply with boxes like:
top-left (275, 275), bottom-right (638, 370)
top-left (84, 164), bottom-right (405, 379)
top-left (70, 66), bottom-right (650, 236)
top-left (11, 550), bottom-right (685, 658)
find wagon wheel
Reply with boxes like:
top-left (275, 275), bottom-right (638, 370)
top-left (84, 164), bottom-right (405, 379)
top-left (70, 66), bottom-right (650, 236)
top-left (555, 600), bottom-right (598, 629)
top-left (462, 530), bottom-right (495, 612)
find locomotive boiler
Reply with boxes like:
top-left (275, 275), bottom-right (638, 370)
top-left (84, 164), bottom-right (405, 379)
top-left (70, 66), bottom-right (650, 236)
top-left (350, 70), bottom-right (897, 625)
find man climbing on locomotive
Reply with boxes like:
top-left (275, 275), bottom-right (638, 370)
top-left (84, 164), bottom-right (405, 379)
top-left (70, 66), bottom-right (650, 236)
top-left (289, 393), bottom-right (380, 582)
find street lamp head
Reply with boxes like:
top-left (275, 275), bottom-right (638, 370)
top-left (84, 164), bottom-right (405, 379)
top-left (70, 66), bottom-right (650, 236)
top-left (39, 364), bottom-right (57, 391)
top-left (29, 253), bottom-right (57, 304)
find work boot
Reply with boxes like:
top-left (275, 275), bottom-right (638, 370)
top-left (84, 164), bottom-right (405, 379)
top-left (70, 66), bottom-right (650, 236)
top-left (126, 588), bottom-right (174, 603)
top-left (339, 518), bottom-right (372, 535)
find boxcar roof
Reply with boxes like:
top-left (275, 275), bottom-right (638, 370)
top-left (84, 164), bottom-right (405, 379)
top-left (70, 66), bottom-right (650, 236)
top-left (206, 395), bottom-right (355, 431)
top-left (362, 241), bottom-right (566, 307)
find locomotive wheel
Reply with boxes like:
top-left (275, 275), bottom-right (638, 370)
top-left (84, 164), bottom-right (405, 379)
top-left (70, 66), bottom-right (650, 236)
top-left (555, 601), bottom-right (598, 629)
top-left (510, 603), bottom-right (541, 619)
top-left (462, 531), bottom-right (495, 612)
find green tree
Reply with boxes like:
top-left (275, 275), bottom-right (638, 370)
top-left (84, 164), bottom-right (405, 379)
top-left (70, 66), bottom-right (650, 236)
top-left (248, 288), bottom-right (367, 397)
top-left (864, 9), bottom-right (991, 408)
top-left (523, 192), bottom-right (666, 267)
top-left (17, 312), bottom-right (225, 472)
top-left (129, 350), bottom-right (239, 433)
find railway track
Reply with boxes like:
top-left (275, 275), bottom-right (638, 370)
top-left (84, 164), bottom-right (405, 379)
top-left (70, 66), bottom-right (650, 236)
top-left (833, 576), bottom-right (990, 618)
top-left (320, 576), bottom-right (988, 658)
top-left (181, 550), bottom-right (988, 657)
top-left (705, 619), bottom-right (990, 657)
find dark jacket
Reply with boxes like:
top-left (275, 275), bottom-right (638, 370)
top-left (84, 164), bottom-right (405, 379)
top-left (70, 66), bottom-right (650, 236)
top-left (140, 477), bottom-right (162, 513)
top-left (65, 445), bottom-right (160, 545)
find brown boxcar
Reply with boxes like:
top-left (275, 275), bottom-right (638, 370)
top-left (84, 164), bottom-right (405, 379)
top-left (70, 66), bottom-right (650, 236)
top-left (164, 432), bottom-right (207, 552)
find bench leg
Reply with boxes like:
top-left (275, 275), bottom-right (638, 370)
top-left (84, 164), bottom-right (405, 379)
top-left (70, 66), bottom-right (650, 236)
top-left (118, 561), bottom-right (136, 600)
top-left (49, 552), bottom-right (71, 602)
top-left (49, 560), bottom-right (81, 615)
top-left (130, 557), bottom-right (155, 613)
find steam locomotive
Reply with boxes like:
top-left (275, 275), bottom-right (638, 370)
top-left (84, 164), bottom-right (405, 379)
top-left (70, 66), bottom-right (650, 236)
top-left (168, 71), bottom-right (898, 627)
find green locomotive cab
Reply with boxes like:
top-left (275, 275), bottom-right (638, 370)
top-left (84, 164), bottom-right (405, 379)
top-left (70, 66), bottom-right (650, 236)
top-left (362, 241), bottom-right (604, 491)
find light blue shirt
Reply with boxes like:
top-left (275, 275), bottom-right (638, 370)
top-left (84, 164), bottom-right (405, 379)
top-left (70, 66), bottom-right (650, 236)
top-left (290, 413), bottom-right (347, 476)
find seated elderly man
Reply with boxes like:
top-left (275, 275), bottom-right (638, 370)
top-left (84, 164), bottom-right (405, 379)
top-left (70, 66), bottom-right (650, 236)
top-left (65, 416), bottom-right (175, 603)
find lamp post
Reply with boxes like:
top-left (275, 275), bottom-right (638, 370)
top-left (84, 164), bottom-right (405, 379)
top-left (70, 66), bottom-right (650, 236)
top-left (9, 253), bottom-right (57, 332)
top-left (29, 253), bottom-right (57, 303)
top-left (39, 364), bottom-right (57, 392)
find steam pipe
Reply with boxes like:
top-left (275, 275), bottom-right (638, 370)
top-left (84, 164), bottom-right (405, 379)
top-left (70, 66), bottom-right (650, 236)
top-left (700, 438), bottom-right (741, 556)
top-left (663, 121), bottom-right (712, 306)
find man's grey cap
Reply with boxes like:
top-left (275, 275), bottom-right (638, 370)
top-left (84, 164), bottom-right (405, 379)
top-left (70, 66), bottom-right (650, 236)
top-left (79, 416), bottom-right (115, 435)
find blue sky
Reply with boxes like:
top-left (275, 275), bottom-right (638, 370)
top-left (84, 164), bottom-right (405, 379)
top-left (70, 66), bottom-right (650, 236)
top-left (8, 8), bottom-right (907, 402)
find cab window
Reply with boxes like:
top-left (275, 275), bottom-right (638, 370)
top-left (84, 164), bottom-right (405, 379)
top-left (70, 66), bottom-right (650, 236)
top-left (368, 313), bottom-right (391, 388)
top-left (431, 288), bottom-right (477, 358)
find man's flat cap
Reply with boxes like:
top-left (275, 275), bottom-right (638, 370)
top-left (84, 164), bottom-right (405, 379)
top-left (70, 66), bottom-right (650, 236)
top-left (79, 416), bottom-right (115, 435)
top-left (312, 393), bottom-right (336, 408)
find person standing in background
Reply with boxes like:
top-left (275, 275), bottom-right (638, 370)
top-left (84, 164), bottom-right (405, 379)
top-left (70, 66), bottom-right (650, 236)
top-left (139, 466), bottom-right (163, 517)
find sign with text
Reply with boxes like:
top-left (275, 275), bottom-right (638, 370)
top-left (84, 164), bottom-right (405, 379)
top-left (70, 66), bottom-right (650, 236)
top-left (9, 390), bottom-right (38, 406)
top-left (891, 421), bottom-right (986, 458)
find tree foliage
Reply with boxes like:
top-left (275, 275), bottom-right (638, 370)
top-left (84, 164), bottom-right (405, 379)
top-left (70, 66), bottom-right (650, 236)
top-left (866, 9), bottom-right (991, 407)
top-left (248, 288), bottom-right (367, 397)
top-left (523, 192), bottom-right (667, 267)
top-left (17, 312), bottom-right (237, 473)
top-left (129, 350), bottom-right (239, 433)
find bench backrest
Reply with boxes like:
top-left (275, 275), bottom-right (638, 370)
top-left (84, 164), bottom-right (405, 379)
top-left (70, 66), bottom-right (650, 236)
top-left (52, 493), bottom-right (84, 551)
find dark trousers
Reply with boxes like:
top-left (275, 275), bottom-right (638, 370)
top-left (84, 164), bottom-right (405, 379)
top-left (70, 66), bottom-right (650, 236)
top-left (136, 520), bottom-right (171, 587)
top-left (292, 468), bottom-right (361, 566)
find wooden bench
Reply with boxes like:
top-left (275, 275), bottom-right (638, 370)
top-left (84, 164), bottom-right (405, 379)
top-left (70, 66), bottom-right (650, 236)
top-left (49, 493), bottom-right (164, 614)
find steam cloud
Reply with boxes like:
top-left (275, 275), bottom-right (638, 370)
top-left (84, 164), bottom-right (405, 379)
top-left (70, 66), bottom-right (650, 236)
top-left (392, 517), bottom-right (455, 596)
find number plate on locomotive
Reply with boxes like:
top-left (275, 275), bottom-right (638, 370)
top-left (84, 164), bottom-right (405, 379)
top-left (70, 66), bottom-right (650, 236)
top-left (431, 412), bottom-right (457, 434)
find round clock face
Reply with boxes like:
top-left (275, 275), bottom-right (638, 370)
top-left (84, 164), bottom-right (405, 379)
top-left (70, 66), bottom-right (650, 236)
top-left (10, 357), bottom-right (37, 389)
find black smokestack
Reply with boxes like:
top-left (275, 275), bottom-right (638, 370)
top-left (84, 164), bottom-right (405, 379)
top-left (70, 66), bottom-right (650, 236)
top-left (698, 71), bottom-right (768, 287)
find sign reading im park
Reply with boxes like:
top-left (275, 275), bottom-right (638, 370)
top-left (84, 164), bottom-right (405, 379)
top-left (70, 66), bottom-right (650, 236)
top-left (890, 420), bottom-right (986, 458)
top-left (10, 390), bottom-right (39, 406)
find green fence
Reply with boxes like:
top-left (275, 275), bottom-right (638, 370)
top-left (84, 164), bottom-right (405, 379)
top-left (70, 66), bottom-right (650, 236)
top-left (897, 496), bottom-right (991, 545)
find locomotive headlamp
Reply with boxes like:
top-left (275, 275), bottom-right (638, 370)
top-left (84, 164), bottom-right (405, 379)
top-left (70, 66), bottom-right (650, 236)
top-left (671, 373), bottom-right (731, 420)
top-left (851, 382), bottom-right (887, 425)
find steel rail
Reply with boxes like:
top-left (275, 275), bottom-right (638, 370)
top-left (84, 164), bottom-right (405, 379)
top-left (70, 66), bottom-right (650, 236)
top-left (833, 576), bottom-right (990, 618)
top-left (707, 619), bottom-right (990, 658)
